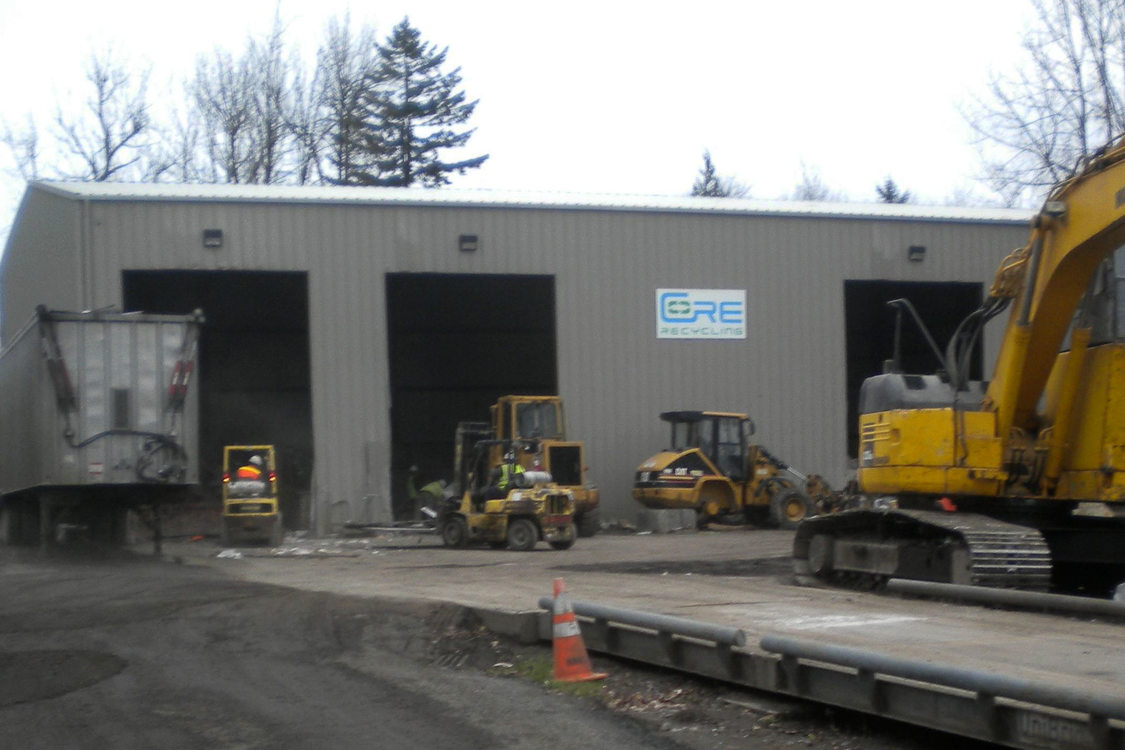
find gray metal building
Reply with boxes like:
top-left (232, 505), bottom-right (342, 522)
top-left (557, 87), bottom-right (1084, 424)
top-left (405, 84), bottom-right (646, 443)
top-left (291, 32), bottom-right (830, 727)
top-left (1, 181), bottom-right (1033, 532)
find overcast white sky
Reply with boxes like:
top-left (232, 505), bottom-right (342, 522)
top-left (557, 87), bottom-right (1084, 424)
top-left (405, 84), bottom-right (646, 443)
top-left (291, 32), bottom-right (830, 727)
top-left (0, 0), bottom-right (1035, 244)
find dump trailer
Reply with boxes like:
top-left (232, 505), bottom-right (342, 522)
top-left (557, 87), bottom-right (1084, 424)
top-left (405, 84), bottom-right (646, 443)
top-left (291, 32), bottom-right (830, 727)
top-left (0, 306), bottom-right (203, 550)
top-left (489, 395), bottom-right (601, 536)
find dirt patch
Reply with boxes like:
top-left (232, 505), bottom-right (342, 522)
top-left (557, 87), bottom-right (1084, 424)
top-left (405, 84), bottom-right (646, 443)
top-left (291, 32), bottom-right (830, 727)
top-left (421, 605), bottom-right (996, 750)
top-left (0, 650), bottom-right (127, 706)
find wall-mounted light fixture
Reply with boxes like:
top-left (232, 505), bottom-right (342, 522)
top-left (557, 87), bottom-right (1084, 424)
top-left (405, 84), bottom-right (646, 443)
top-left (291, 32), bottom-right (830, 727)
top-left (907, 245), bottom-right (926, 262)
top-left (458, 234), bottom-right (479, 253)
top-left (202, 228), bottom-right (223, 249)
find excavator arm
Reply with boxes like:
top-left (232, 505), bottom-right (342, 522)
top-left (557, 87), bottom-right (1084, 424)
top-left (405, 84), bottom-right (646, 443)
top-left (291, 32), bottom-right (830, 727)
top-left (984, 140), bottom-right (1125, 439)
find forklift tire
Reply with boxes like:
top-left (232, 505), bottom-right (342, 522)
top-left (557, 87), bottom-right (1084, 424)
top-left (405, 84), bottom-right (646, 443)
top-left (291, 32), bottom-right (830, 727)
top-left (506, 518), bottom-right (538, 551)
top-left (441, 516), bottom-right (469, 548)
top-left (770, 488), bottom-right (814, 529)
top-left (549, 524), bottom-right (577, 550)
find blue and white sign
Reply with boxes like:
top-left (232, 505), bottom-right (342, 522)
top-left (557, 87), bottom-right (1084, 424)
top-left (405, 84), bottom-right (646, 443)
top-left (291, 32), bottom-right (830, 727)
top-left (656, 288), bottom-right (746, 340)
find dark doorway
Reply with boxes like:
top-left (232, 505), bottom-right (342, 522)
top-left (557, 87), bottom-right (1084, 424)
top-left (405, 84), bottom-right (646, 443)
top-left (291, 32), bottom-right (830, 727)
top-left (122, 271), bottom-right (313, 527)
top-left (843, 280), bottom-right (984, 458)
top-left (386, 273), bottom-right (557, 519)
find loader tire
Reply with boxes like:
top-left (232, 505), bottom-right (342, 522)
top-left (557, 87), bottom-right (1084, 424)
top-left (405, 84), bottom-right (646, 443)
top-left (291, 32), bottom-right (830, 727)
top-left (506, 519), bottom-right (538, 551)
top-left (575, 509), bottom-right (600, 538)
top-left (441, 516), bottom-right (469, 548)
top-left (770, 488), bottom-right (814, 529)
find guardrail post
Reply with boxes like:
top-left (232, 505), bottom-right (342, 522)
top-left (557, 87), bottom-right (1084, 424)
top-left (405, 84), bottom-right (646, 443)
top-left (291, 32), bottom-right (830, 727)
top-left (717, 643), bottom-right (743, 681)
top-left (857, 668), bottom-right (884, 713)
top-left (658, 631), bottom-right (683, 666)
top-left (1089, 714), bottom-right (1110, 750)
top-left (976, 692), bottom-right (1003, 743)
top-left (778, 654), bottom-right (806, 695)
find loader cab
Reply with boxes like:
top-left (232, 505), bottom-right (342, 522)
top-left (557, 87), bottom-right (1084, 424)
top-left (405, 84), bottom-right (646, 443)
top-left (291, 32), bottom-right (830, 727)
top-left (661, 411), bottom-right (754, 480)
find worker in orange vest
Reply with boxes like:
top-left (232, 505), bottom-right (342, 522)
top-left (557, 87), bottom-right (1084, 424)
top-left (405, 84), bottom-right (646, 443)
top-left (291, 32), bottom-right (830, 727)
top-left (236, 455), bottom-right (264, 481)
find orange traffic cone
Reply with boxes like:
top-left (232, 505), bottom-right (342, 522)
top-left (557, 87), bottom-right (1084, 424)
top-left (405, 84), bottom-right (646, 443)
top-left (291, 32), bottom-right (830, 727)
top-left (550, 577), bottom-right (608, 682)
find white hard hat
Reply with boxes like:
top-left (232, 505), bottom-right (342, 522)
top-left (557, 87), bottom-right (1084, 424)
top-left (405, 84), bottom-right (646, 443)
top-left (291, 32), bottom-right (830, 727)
top-left (250, 455), bottom-right (263, 467)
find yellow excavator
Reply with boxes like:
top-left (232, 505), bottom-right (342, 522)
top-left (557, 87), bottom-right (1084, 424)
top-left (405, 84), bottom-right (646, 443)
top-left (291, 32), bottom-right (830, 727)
top-left (795, 137), bottom-right (1125, 594)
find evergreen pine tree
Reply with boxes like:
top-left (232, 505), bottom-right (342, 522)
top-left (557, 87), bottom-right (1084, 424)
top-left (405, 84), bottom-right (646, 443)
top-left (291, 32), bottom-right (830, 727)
top-left (876, 177), bottom-right (911, 203)
top-left (355, 18), bottom-right (487, 187)
top-left (691, 151), bottom-right (727, 197)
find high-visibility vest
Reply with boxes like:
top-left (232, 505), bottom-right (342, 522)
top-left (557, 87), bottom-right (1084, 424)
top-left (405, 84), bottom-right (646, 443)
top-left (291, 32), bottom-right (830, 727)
top-left (496, 463), bottom-right (524, 491)
top-left (236, 465), bottom-right (262, 480)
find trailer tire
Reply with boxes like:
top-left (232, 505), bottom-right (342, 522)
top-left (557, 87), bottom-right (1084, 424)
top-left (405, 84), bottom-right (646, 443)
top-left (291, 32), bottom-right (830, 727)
top-left (506, 518), bottom-right (538, 551)
top-left (441, 516), bottom-right (469, 548)
top-left (770, 488), bottom-right (814, 529)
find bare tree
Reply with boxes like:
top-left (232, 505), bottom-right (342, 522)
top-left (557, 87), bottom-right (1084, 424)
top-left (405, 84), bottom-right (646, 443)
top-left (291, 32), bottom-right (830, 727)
top-left (191, 13), bottom-right (303, 185)
top-left (193, 48), bottom-right (256, 183)
top-left (965, 0), bottom-right (1125, 205)
top-left (154, 102), bottom-right (207, 183)
top-left (792, 162), bottom-right (841, 201)
top-left (246, 12), bottom-right (296, 183)
top-left (53, 51), bottom-right (153, 181)
top-left (2, 116), bottom-right (42, 180)
top-left (308, 13), bottom-right (379, 185)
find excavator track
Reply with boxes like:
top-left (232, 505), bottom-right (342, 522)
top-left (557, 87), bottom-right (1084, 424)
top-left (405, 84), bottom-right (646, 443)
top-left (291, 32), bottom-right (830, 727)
top-left (793, 509), bottom-right (1052, 590)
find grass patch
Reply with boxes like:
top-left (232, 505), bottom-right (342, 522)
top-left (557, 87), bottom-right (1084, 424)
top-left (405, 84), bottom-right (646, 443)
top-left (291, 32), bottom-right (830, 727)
top-left (490, 654), bottom-right (606, 699)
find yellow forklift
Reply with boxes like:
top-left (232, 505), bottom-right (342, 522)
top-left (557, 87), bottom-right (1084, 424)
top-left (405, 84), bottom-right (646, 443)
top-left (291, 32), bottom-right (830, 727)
top-left (220, 445), bottom-right (283, 546)
top-left (437, 422), bottom-right (576, 551)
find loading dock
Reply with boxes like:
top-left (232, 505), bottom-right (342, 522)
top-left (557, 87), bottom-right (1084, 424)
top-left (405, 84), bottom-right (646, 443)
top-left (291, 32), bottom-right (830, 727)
top-left (386, 272), bottom-right (557, 518)
top-left (121, 270), bottom-right (313, 528)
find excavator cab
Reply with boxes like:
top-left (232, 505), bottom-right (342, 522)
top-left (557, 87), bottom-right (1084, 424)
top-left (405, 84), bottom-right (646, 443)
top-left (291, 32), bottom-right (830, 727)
top-left (220, 445), bottom-right (283, 547)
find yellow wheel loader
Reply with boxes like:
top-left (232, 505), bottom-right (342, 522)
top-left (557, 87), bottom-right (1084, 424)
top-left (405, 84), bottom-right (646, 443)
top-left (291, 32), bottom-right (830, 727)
top-left (633, 411), bottom-right (834, 529)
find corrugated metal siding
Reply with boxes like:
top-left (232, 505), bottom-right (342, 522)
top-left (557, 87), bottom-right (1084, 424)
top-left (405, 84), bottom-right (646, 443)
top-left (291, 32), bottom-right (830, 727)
top-left (3, 184), bottom-right (1033, 528)
top-left (0, 191), bottom-right (84, 343)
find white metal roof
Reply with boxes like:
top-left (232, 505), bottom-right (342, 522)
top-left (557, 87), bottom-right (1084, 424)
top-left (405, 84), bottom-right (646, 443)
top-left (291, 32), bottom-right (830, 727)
top-left (31, 180), bottom-right (1035, 225)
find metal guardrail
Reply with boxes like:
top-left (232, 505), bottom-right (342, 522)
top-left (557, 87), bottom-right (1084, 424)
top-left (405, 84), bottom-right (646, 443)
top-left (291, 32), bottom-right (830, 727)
top-left (536, 597), bottom-right (1125, 750)
top-left (885, 578), bottom-right (1125, 619)
top-left (536, 596), bottom-right (746, 647)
